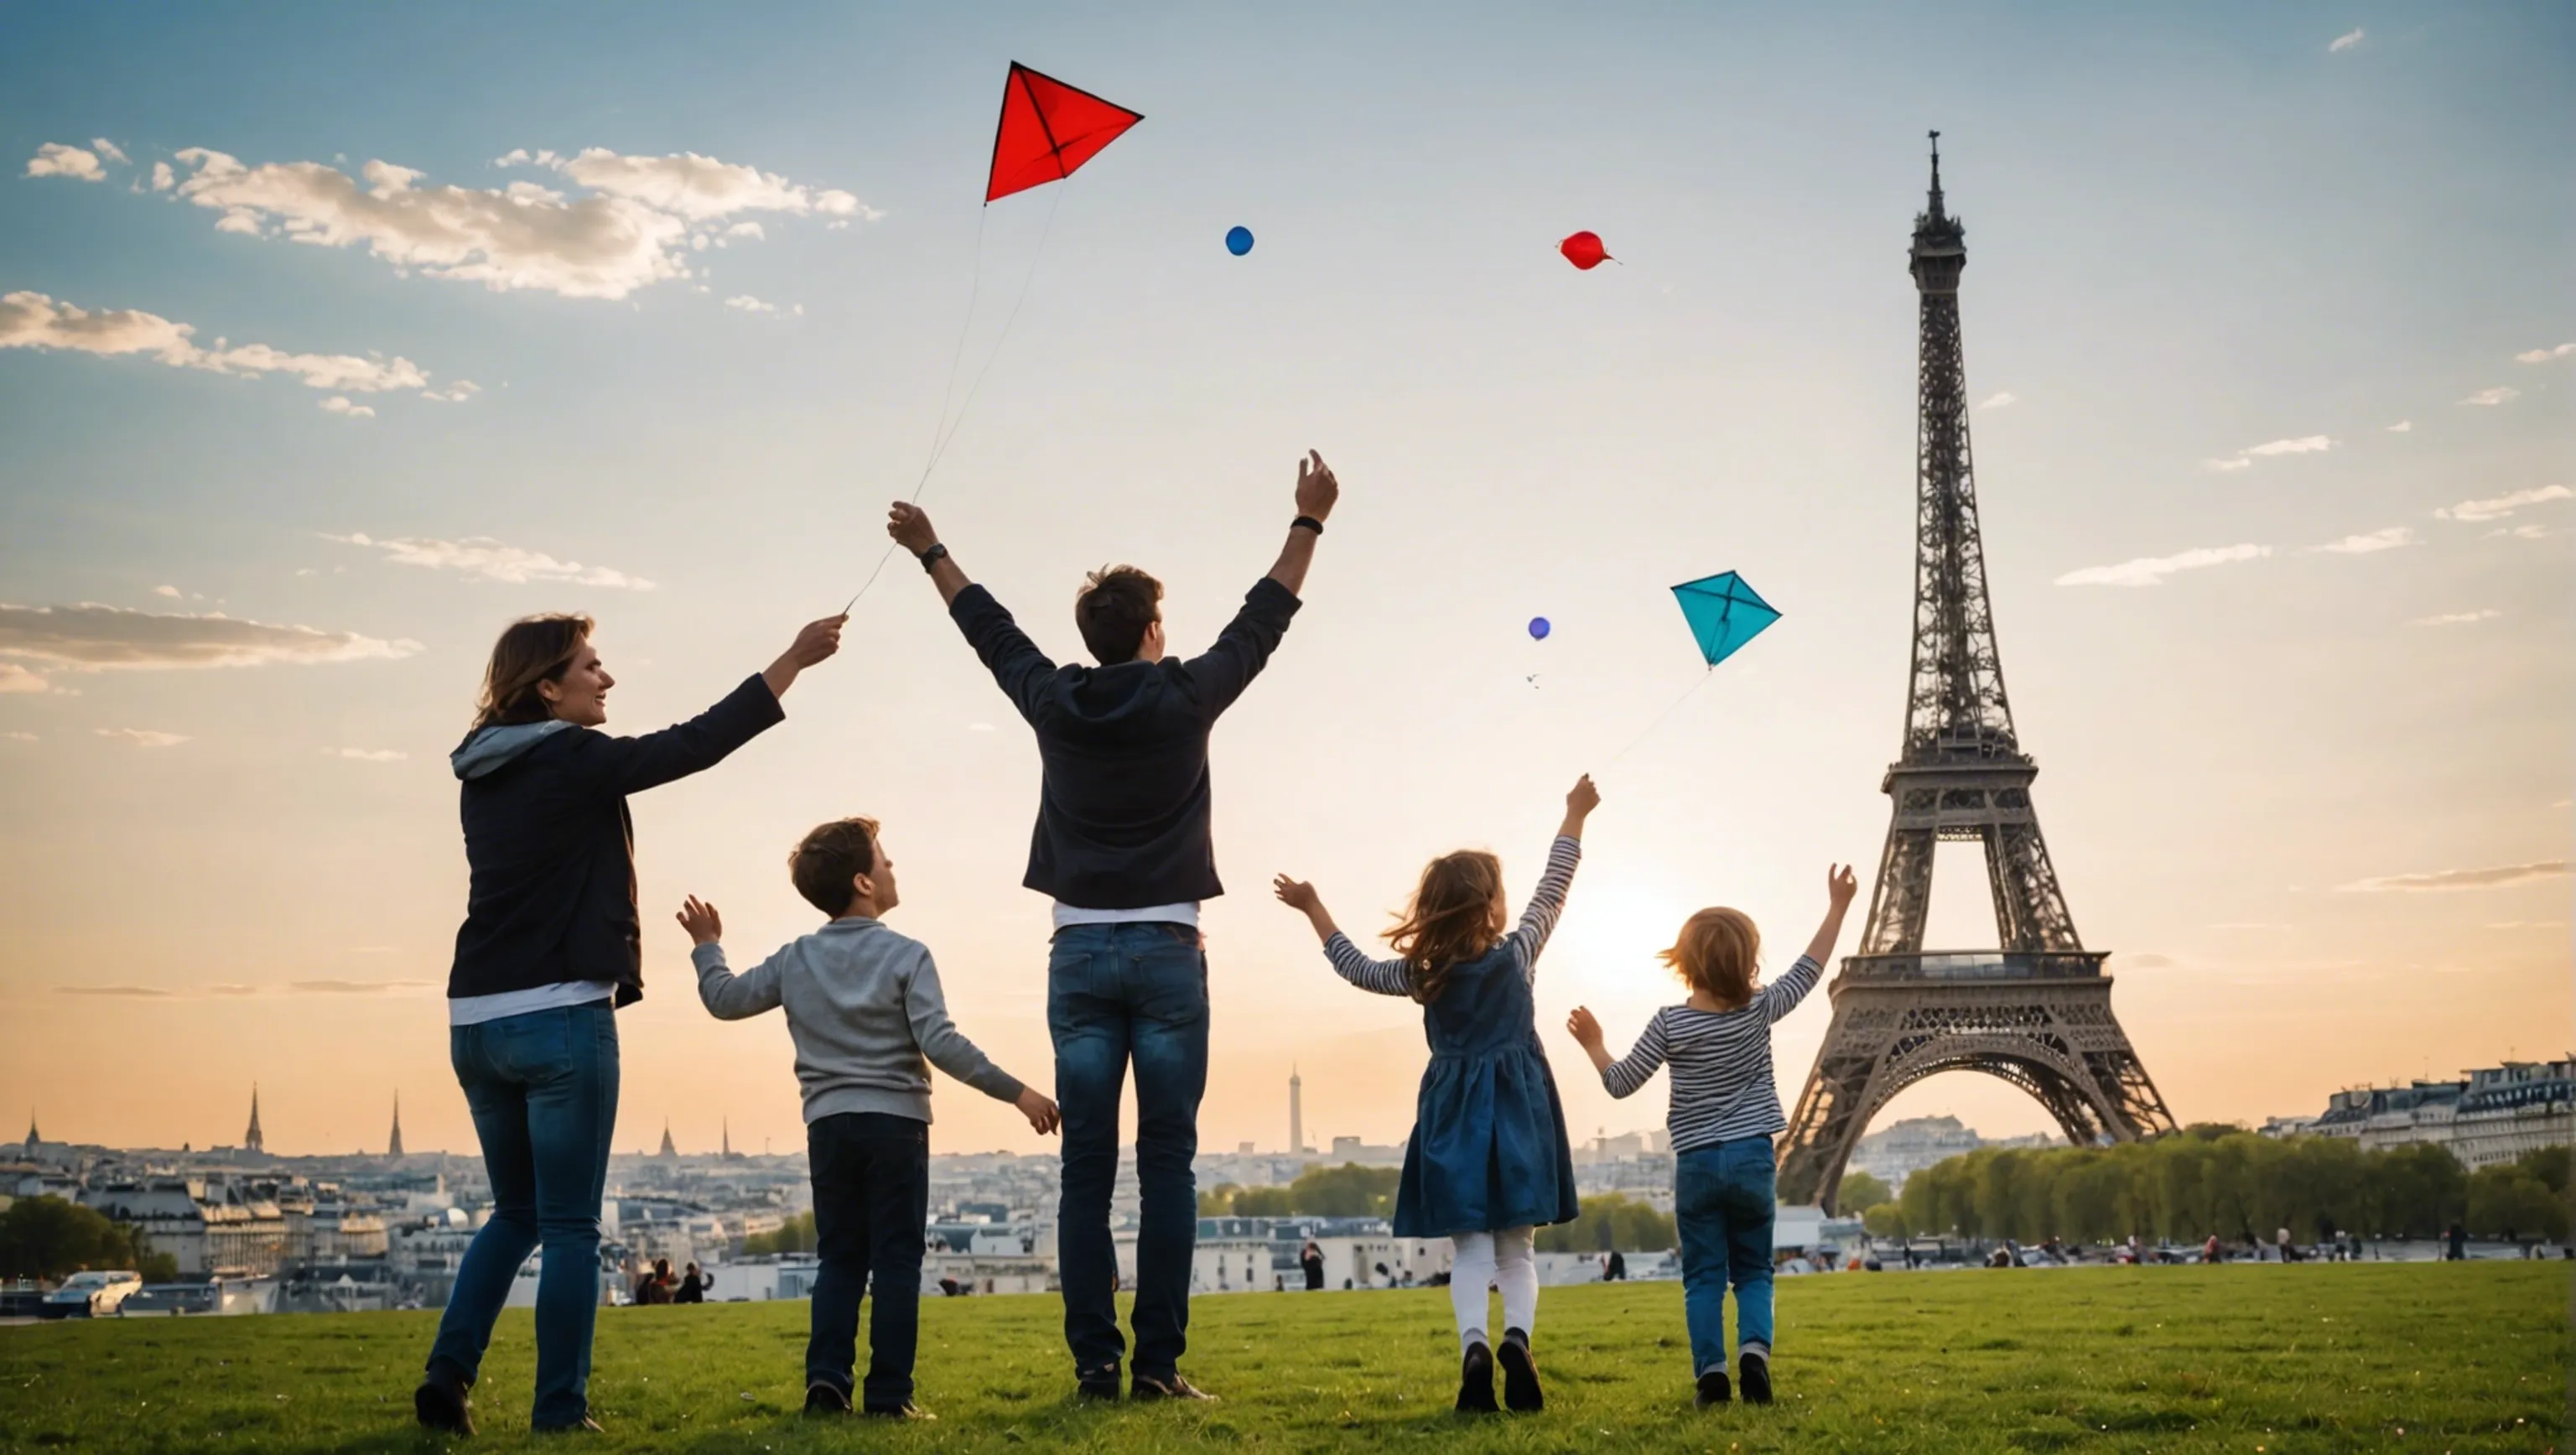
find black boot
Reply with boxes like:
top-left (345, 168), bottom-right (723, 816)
top-left (1695, 1368), bottom-right (1732, 1408)
top-left (413, 1361), bottom-right (474, 1436)
top-left (1498, 1328), bottom-right (1544, 1412)
top-left (1739, 1348), bottom-right (1773, 1406)
top-left (1456, 1342), bottom-right (1498, 1414)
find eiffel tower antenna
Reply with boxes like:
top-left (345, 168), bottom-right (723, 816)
top-left (1778, 137), bottom-right (2176, 1212)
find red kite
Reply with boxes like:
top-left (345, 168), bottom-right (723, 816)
top-left (985, 62), bottom-right (1143, 204)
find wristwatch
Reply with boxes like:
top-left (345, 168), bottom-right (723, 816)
top-left (917, 543), bottom-right (950, 570)
top-left (1292, 515), bottom-right (1324, 535)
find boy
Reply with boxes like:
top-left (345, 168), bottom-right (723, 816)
top-left (681, 816), bottom-right (1058, 1418)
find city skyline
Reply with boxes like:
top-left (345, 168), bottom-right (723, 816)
top-left (3, 5), bottom-right (2567, 1159)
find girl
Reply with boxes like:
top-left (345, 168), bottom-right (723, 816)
top-left (1566, 864), bottom-right (1857, 1411)
top-left (1272, 774), bottom-right (1597, 1415)
top-left (416, 609), bottom-right (843, 1436)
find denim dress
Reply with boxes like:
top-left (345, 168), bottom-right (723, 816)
top-left (1322, 836), bottom-right (1583, 1238)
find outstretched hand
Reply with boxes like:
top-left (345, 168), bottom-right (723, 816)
top-left (1826, 863), bottom-right (1859, 909)
top-left (1295, 450), bottom-right (1339, 522)
top-left (676, 896), bottom-right (723, 947)
top-left (1565, 1006), bottom-right (1605, 1052)
top-left (1271, 874), bottom-right (1322, 915)
top-left (886, 501), bottom-right (939, 553)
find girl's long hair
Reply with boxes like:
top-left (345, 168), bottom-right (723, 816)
top-left (471, 613), bottom-right (593, 730)
top-left (1385, 850), bottom-right (1506, 1004)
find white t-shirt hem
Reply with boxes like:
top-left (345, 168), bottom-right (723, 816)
top-left (449, 980), bottom-right (619, 1026)
top-left (1051, 901), bottom-right (1200, 930)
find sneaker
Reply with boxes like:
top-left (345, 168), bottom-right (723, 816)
top-left (802, 1383), bottom-right (851, 1417)
top-left (1497, 1328), bottom-right (1544, 1413)
top-left (413, 1363), bottom-right (474, 1436)
top-left (531, 1416), bottom-right (603, 1435)
top-left (861, 1402), bottom-right (936, 1420)
top-left (1455, 1342), bottom-right (1498, 1414)
top-left (1075, 1364), bottom-right (1123, 1402)
top-left (1739, 1348), bottom-right (1773, 1406)
top-left (1130, 1371), bottom-right (1217, 1402)
top-left (1695, 1369), bottom-right (1732, 1408)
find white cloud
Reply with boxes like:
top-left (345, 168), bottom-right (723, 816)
top-left (0, 602), bottom-right (420, 670)
top-left (24, 143), bottom-right (105, 181)
top-left (322, 746), bottom-right (408, 761)
top-left (150, 160), bottom-right (174, 191)
top-left (1976, 392), bottom-right (2015, 410)
top-left (319, 396), bottom-right (375, 418)
top-left (2412, 610), bottom-right (2500, 626)
top-left (96, 728), bottom-right (190, 748)
top-left (421, 381), bottom-right (481, 403)
top-left (329, 532), bottom-right (655, 590)
top-left (2245, 435), bottom-right (2334, 457)
top-left (0, 290), bottom-right (441, 399)
top-left (2515, 343), bottom-right (2574, 364)
top-left (724, 294), bottom-right (778, 314)
top-left (2434, 484), bottom-right (2570, 522)
top-left (0, 661), bottom-right (48, 694)
top-left (2459, 386), bottom-right (2520, 406)
top-left (161, 146), bottom-right (872, 302)
top-left (91, 138), bottom-right (130, 165)
top-left (724, 221), bottom-right (766, 242)
top-left (2489, 522), bottom-right (2552, 540)
top-left (2338, 860), bottom-right (2570, 893)
top-left (1, 730), bottom-right (35, 741)
top-left (2054, 543), bottom-right (2270, 588)
top-left (2202, 456), bottom-right (2253, 473)
top-left (151, 585), bottom-right (181, 598)
top-left (2385, 420), bottom-right (2411, 432)
top-left (2329, 28), bottom-right (2365, 52)
top-left (2309, 527), bottom-right (2414, 554)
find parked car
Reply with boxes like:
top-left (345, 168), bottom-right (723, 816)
top-left (40, 1270), bottom-right (143, 1318)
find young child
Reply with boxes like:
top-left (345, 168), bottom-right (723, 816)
top-left (680, 816), bottom-right (1060, 1419)
top-left (1273, 774), bottom-right (1598, 1415)
top-left (1566, 864), bottom-right (1857, 1411)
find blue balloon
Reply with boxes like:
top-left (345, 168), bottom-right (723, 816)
top-left (1528, 616), bottom-right (1550, 641)
top-left (1225, 226), bottom-right (1254, 257)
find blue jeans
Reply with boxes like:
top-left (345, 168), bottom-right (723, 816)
top-left (1048, 922), bottom-right (1209, 1380)
top-left (428, 1003), bottom-right (618, 1429)
top-left (805, 1112), bottom-right (929, 1408)
top-left (1675, 1137), bottom-right (1776, 1377)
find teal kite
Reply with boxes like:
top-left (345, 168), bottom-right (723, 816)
top-left (1670, 571), bottom-right (1779, 667)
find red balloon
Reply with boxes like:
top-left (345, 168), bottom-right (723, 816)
top-left (1559, 231), bottom-right (1610, 270)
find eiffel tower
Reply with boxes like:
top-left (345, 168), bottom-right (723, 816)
top-left (1779, 136), bottom-right (2175, 1211)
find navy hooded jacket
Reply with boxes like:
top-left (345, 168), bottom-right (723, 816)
top-left (446, 674), bottom-right (784, 1005)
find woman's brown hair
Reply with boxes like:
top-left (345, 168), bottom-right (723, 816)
top-left (1662, 907), bottom-right (1762, 1009)
top-left (1385, 850), bottom-right (1507, 1004)
top-left (471, 614), bottom-right (594, 730)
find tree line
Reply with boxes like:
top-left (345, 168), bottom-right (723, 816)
top-left (0, 1197), bottom-right (181, 1282)
top-left (1858, 1126), bottom-right (2569, 1245)
top-left (1199, 1163), bottom-right (1402, 1219)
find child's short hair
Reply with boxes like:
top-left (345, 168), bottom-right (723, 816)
top-left (789, 817), bottom-right (880, 915)
top-left (1387, 850), bottom-right (1506, 1005)
top-left (1663, 907), bottom-right (1761, 1008)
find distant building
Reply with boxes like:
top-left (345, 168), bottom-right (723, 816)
top-left (657, 1120), bottom-right (678, 1158)
top-left (1845, 1115), bottom-right (1981, 1192)
top-left (244, 1085), bottom-right (266, 1155)
top-left (2305, 1057), bottom-right (2573, 1170)
top-left (1289, 1067), bottom-right (1306, 1156)
top-left (81, 1178), bottom-right (289, 1276)
top-left (387, 1094), bottom-right (404, 1160)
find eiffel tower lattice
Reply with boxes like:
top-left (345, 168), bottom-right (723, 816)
top-left (1777, 136), bottom-right (2176, 1212)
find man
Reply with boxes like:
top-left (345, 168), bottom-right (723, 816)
top-left (886, 450), bottom-right (1340, 1401)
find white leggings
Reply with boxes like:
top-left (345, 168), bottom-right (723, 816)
top-left (1448, 1227), bottom-right (1537, 1352)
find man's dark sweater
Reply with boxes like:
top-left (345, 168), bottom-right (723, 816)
top-left (949, 576), bottom-right (1301, 910)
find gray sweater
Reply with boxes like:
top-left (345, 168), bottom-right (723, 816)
top-left (692, 917), bottom-right (1025, 1125)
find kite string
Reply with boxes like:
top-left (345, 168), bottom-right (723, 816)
top-left (844, 180), bottom-right (1072, 612)
top-left (1604, 668), bottom-right (1716, 767)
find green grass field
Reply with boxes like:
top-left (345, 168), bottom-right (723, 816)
top-left (2, 1263), bottom-right (2564, 1453)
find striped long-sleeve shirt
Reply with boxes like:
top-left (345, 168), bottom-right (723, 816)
top-left (1597, 954), bottom-right (1823, 1152)
top-left (1323, 836), bottom-right (1582, 995)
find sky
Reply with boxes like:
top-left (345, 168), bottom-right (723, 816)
top-left (2, 3), bottom-right (2568, 1162)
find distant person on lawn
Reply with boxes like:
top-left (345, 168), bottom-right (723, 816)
top-left (1274, 775), bottom-right (1599, 1416)
top-left (682, 816), bottom-right (1060, 1419)
top-left (417, 609), bottom-right (843, 1437)
top-left (886, 452), bottom-right (1338, 1403)
top-left (1568, 862), bottom-right (1859, 1411)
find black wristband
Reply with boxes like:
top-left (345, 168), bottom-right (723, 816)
top-left (917, 543), bottom-right (950, 571)
top-left (1292, 515), bottom-right (1324, 536)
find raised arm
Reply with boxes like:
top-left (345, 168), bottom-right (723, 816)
top-left (1264, 450), bottom-right (1339, 597)
top-left (572, 615), bottom-right (838, 795)
top-left (887, 501), bottom-right (969, 608)
top-left (679, 898), bottom-right (788, 1021)
top-left (1275, 874), bottom-right (1412, 997)
top-left (1758, 864), bottom-right (1860, 1023)
top-left (1507, 775), bottom-right (1599, 975)
top-left (890, 503), bottom-right (1062, 722)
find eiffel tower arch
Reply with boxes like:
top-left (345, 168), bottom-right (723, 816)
top-left (1778, 137), bottom-right (2176, 1212)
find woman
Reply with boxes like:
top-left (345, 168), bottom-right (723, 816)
top-left (414, 610), bottom-right (842, 1436)
top-left (1301, 1240), bottom-right (1326, 1291)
